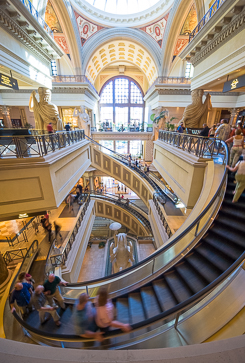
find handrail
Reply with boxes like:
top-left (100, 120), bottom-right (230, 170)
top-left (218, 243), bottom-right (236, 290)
top-left (11, 252), bottom-right (245, 344)
top-left (63, 137), bottom-right (228, 287)
top-left (89, 193), bottom-right (152, 233)
top-left (189, 0), bottom-right (226, 42)
top-left (0, 130), bottom-right (85, 158)
top-left (19, 0), bottom-right (54, 38)
top-left (48, 195), bottom-right (91, 267)
top-left (158, 130), bottom-right (221, 158)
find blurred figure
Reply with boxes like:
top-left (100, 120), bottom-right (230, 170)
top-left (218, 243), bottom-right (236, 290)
top-left (226, 157), bottom-right (245, 203)
top-left (125, 198), bottom-right (129, 207)
top-left (208, 124), bottom-right (216, 137)
top-left (199, 123), bottom-right (210, 137)
top-left (226, 129), bottom-right (244, 167)
top-left (237, 121), bottom-right (245, 136)
top-left (215, 119), bottom-right (231, 141)
top-left (54, 221), bottom-right (62, 242)
top-left (66, 194), bottom-right (74, 212)
top-left (144, 164), bottom-right (147, 173)
top-left (47, 122), bottom-right (53, 134)
top-left (32, 219), bottom-right (39, 234)
top-left (177, 122), bottom-right (184, 133)
top-left (95, 288), bottom-right (131, 333)
top-left (73, 293), bottom-right (103, 341)
top-left (64, 122), bottom-right (71, 132)
top-left (31, 285), bottom-right (61, 326)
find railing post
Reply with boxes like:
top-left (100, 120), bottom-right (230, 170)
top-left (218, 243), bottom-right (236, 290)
top-left (174, 312), bottom-right (180, 330)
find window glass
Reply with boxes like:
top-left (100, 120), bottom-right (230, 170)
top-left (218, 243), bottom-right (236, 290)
top-left (130, 140), bottom-right (142, 156)
top-left (130, 82), bottom-right (143, 104)
top-left (115, 107), bottom-right (128, 129)
top-left (100, 140), bottom-right (114, 154)
top-left (116, 140), bottom-right (128, 154)
top-left (115, 78), bottom-right (129, 103)
top-left (100, 81), bottom-right (113, 103)
top-left (130, 107), bottom-right (143, 128)
top-left (100, 107), bottom-right (113, 127)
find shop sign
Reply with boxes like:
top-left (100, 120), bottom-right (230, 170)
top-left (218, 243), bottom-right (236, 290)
top-left (0, 73), bottom-right (19, 90)
top-left (223, 74), bottom-right (245, 92)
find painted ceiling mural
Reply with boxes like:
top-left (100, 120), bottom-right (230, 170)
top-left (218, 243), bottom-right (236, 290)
top-left (180, 4), bottom-right (198, 35)
top-left (140, 14), bottom-right (169, 47)
top-left (74, 10), bottom-right (104, 46)
top-left (45, 1), bottom-right (70, 58)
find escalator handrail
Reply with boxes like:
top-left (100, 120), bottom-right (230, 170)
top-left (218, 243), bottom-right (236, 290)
top-left (89, 193), bottom-right (152, 231)
top-left (12, 251), bottom-right (245, 343)
top-left (65, 141), bottom-right (229, 287)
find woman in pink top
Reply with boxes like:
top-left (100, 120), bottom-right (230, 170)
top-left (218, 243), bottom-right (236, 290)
top-left (95, 288), bottom-right (131, 333)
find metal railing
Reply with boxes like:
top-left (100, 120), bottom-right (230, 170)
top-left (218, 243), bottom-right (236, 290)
top-left (20, 0), bottom-right (53, 38)
top-left (48, 195), bottom-right (91, 268)
top-left (153, 194), bottom-right (173, 238)
top-left (89, 192), bottom-right (152, 233)
top-left (3, 247), bottom-right (27, 266)
top-left (0, 130), bottom-right (85, 158)
top-left (158, 130), bottom-right (221, 158)
top-left (189, 0), bottom-right (226, 41)
top-left (52, 75), bottom-right (97, 93)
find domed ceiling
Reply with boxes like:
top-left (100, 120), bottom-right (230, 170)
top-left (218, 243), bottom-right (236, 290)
top-left (85, 0), bottom-right (161, 15)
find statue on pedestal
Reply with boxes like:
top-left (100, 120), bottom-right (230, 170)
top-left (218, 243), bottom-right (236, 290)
top-left (110, 233), bottom-right (134, 274)
top-left (179, 90), bottom-right (212, 128)
top-left (151, 107), bottom-right (169, 141)
top-left (73, 106), bottom-right (91, 137)
top-left (29, 87), bottom-right (63, 131)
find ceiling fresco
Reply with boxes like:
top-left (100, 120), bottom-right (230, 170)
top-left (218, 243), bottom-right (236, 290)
top-left (74, 10), bottom-right (104, 46)
top-left (180, 4), bottom-right (197, 35)
top-left (140, 14), bottom-right (169, 47)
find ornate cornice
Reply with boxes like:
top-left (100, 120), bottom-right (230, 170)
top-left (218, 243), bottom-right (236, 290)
top-left (158, 89), bottom-right (191, 95)
top-left (191, 8), bottom-right (245, 66)
top-left (71, 0), bottom-right (172, 28)
top-left (92, 132), bottom-right (153, 140)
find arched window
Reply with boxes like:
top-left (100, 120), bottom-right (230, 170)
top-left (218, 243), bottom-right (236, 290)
top-left (99, 77), bottom-right (144, 131)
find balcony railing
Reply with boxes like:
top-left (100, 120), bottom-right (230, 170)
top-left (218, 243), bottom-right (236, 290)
top-left (0, 130), bottom-right (85, 158)
top-left (52, 75), bottom-right (97, 93)
top-left (158, 130), bottom-right (221, 158)
top-left (189, 0), bottom-right (227, 42)
top-left (20, 0), bottom-right (53, 38)
top-left (146, 76), bottom-right (191, 96)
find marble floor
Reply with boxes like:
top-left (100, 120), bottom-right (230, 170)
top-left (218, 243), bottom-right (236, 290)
top-left (77, 243), bottom-right (107, 282)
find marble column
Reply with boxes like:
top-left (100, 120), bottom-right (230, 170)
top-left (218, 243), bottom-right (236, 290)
top-left (0, 106), bottom-right (12, 128)
top-left (89, 176), bottom-right (94, 191)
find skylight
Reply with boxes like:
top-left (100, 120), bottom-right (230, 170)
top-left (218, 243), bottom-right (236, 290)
top-left (85, 0), bottom-right (160, 15)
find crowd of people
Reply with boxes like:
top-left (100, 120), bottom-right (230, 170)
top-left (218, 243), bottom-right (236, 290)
top-left (10, 273), bottom-right (131, 341)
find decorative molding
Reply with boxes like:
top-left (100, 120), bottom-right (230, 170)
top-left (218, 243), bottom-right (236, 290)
top-left (190, 9), bottom-right (245, 66)
top-left (140, 14), bottom-right (169, 47)
top-left (71, 0), bottom-right (172, 28)
top-left (92, 132), bottom-right (153, 141)
top-left (158, 89), bottom-right (191, 95)
top-left (73, 9), bottom-right (104, 46)
top-left (0, 9), bottom-right (56, 63)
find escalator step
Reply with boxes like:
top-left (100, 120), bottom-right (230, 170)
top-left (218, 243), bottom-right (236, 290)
top-left (164, 271), bottom-right (192, 303)
top-left (195, 243), bottom-right (231, 272)
top-left (204, 234), bottom-right (244, 260)
top-left (140, 286), bottom-right (161, 318)
top-left (220, 206), bottom-right (245, 223)
top-left (209, 225), bottom-right (245, 247)
top-left (116, 298), bottom-right (131, 324)
top-left (186, 251), bottom-right (220, 283)
top-left (215, 215), bottom-right (245, 234)
top-left (128, 292), bottom-right (146, 324)
top-left (152, 279), bottom-right (177, 311)
top-left (175, 261), bottom-right (207, 293)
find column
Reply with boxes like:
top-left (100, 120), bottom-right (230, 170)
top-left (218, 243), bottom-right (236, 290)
top-left (0, 106), bottom-right (12, 128)
top-left (144, 140), bottom-right (154, 162)
top-left (89, 176), bottom-right (94, 191)
top-left (230, 108), bottom-right (240, 125)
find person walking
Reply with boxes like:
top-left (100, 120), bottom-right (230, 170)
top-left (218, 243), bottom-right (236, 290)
top-left (54, 221), bottom-right (62, 242)
top-left (64, 123), bottom-right (71, 132)
top-left (43, 274), bottom-right (67, 309)
top-left (47, 123), bottom-right (53, 134)
top-left (31, 285), bottom-right (61, 326)
top-left (225, 129), bottom-right (244, 167)
top-left (226, 158), bottom-right (245, 203)
top-left (73, 293), bottom-right (103, 341)
top-left (32, 219), bottom-right (39, 234)
top-left (95, 288), bottom-right (131, 333)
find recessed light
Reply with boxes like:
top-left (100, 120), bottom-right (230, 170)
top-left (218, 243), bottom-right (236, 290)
top-left (217, 78), bottom-right (220, 80)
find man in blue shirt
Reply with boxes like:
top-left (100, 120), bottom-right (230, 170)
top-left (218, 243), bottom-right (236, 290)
top-left (10, 282), bottom-right (32, 316)
top-left (64, 123), bottom-right (71, 132)
top-left (177, 122), bottom-right (184, 133)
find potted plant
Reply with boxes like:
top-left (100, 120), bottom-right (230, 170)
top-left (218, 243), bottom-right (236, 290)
top-left (99, 241), bottom-right (105, 248)
top-left (151, 110), bottom-right (169, 124)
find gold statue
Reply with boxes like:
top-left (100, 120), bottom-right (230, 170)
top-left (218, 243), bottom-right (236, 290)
top-left (29, 87), bottom-right (63, 131)
top-left (179, 90), bottom-right (212, 128)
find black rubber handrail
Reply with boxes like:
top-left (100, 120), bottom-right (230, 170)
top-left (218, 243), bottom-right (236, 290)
top-left (65, 140), bottom-right (228, 287)
top-left (12, 251), bottom-right (245, 342)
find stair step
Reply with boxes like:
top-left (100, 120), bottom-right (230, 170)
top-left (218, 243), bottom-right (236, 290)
top-left (128, 292), bottom-right (146, 324)
top-left (209, 225), bottom-right (245, 247)
top-left (220, 205), bottom-right (245, 223)
top-left (116, 298), bottom-right (131, 325)
top-left (140, 286), bottom-right (161, 318)
top-left (164, 271), bottom-right (192, 303)
top-left (205, 235), bottom-right (243, 261)
top-left (195, 243), bottom-right (232, 272)
top-left (175, 261), bottom-right (207, 293)
top-left (186, 251), bottom-right (220, 283)
top-left (152, 279), bottom-right (177, 311)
